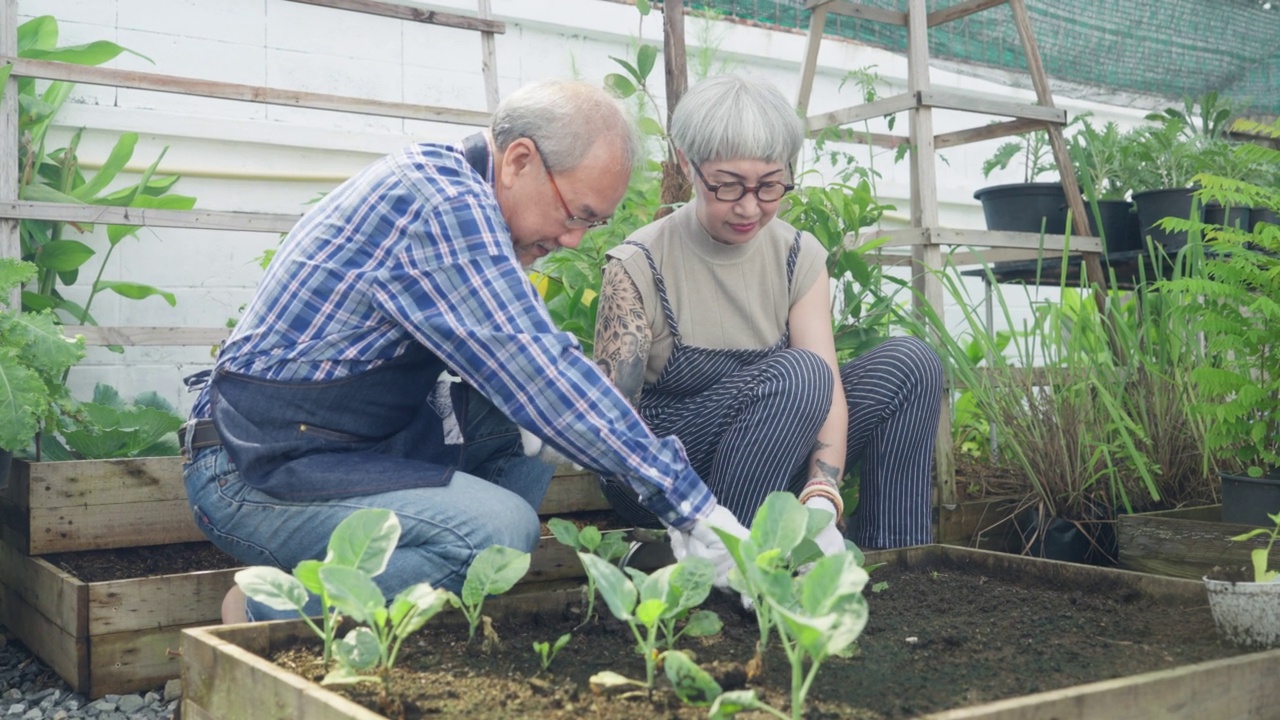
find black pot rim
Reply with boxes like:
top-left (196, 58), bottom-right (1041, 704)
top-left (1220, 471), bottom-right (1280, 486)
top-left (973, 182), bottom-right (1068, 201)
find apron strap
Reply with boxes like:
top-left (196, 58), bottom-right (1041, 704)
top-left (625, 241), bottom-right (683, 344)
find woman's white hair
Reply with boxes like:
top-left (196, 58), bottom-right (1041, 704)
top-left (670, 75), bottom-right (805, 167)
top-left (491, 79), bottom-right (640, 173)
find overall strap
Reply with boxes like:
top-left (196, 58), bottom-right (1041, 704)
top-left (785, 230), bottom-right (802, 292)
top-left (461, 132), bottom-right (492, 181)
top-left (626, 241), bottom-right (683, 343)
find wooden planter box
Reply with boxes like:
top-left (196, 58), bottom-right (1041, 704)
top-left (936, 496), bottom-right (1019, 552)
top-left (1117, 504), bottom-right (1270, 580)
top-left (0, 461), bottom-right (631, 698)
top-left (180, 545), bottom-right (1280, 720)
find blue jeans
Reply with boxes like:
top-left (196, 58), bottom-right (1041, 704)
top-left (184, 389), bottom-right (553, 621)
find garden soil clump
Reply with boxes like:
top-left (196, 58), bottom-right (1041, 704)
top-left (272, 556), bottom-right (1245, 719)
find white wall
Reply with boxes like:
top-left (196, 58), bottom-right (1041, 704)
top-left (13, 0), bottom-right (1161, 413)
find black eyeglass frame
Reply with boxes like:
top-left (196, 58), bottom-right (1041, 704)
top-left (527, 137), bottom-right (611, 230)
top-left (690, 162), bottom-right (795, 203)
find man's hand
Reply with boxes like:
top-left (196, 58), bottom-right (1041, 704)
top-left (668, 504), bottom-right (749, 588)
top-left (518, 427), bottom-right (580, 469)
top-left (805, 496), bottom-right (847, 558)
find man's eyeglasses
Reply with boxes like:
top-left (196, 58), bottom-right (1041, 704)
top-left (529, 138), bottom-right (611, 230)
top-left (691, 163), bottom-right (794, 203)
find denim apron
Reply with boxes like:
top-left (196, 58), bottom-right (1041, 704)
top-left (208, 133), bottom-right (496, 501)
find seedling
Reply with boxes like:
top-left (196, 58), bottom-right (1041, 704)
top-left (579, 553), bottom-right (721, 692)
top-left (547, 517), bottom-right (628, 623)
top-left (533, 633), bottom-right (572, 672)
top-left (1230, 511), bottom-right (1280, 584)
top-left (711, 492), bottom-right (870, 720)
top-left (451, 544), bottom-right (531, 643)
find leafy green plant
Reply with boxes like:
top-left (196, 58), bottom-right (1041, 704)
top-left (1230, 511), bottom-right (1280, 584)
top-left (13, 16), bottom-right (193, 328)
top-left (982, 129), bottom-right (1056, 183)
top-left (547, 517), bottom-right (628, 624)
top-left (234, 509), bottom-right (412, 667)
top-left (532, 633), bottom-right (571, 672)
top-left (578, 553), bottom-right (721, 692)
top-left (0, 259), bottom-right (85, 453)
top-left (39, 382), bottom-right (183, 460)
top-left (451, 544), bottom-right (531, 643)
top-left (709, 492), bottom-right (869, 720)
top-left (1067, 117), bottom-right (1138, 201)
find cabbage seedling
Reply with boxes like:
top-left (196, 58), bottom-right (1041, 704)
top-left (452, 544), bottom-right (531, 642)
top-left (548, 517), bottom-right (628, 623)
top-left (533, 633), bottom-right (572, 672)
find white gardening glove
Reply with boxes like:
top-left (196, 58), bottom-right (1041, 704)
top-left (668, 504), bottom-right (749, 589)
top-left (518, 427), bottom-right (581, 469)
top-left (805, 496), bottom-right (847, 558)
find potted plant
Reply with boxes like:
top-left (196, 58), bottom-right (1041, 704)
top-left (0, 259), bottom-right (86, 483)
top-left (973, 129), bottom-right (1073, 235)
top-left (1204, 510), bottom-right (1280, 648)
top-left (1067, 117), bottom-right (1140, 254)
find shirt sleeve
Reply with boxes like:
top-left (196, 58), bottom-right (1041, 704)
top-left (369, 190), bottom-right (714, 530)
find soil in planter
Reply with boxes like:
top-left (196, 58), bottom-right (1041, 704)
top-left (43, 541), bottom-right (241, 582)
top-left (270, 556), bottom-right (1245, 720)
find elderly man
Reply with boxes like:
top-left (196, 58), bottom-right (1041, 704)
top-left (181, 80), bottom-right (747, 623)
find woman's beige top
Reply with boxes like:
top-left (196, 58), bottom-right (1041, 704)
top-left (605, 202), bottom-right (827, 385)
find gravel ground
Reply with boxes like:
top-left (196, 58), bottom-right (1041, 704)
top-left (0, 627), bottom-right (179, 720)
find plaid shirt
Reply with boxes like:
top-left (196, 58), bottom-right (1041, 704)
top-left (191, 141), bottom-right (712, 529)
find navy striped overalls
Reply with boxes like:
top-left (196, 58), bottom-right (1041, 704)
top-left (601, 235), bottom-right (940, 549)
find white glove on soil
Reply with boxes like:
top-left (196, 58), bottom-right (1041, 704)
top-left (668, 504), bottom-right (749, 588)
top-left (518, 427), bottom-right (580, 469)
top-left (805, 496), bottom-right (847, 558)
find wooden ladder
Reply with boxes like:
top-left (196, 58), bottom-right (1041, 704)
top-left (795, 0), bottom-right (1110, 508)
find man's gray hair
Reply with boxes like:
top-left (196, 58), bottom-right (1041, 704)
top-left (670, 75), bottom-right (805, 166)
top-left (491, 79), bottom-right (640, 173)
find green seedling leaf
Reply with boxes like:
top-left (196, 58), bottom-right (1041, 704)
top-left (588, 670), bottom-right (646, 694)
top-left (235, 566), bottom-right (309, 612)
top-left (547, 517), bottom-right (580, 549)
top-left (800, 553), bottom-right (869, 616)
top-left (663, 649), bottom-right (722, 706)
top-left (635, 0), bottom-right (651, 15)
top-left (293, 559), bottom-right (324, 595)
top-left (390, 583), bottom-right (454, 636)
top-left (1231, 529), bottom-right (1270, 542)
top-left (751, 492), bottom-right (810, 556)
top-left (636, 44), bottom-right (658, 81)
top-left (94, 281), bottom-right (177, 306)
top-left (709, 689), bottom-right (765, 718)
top-left (24, 40), bottom-right (141, 67)
top-left (635, 597), bottom-right (667, 628)
top-left (18, 16), bottom-right (58, 53)
top-left (638, 116), bottom-right (665, 137)
top-left (578, 524), bottom-right (602, 553)
top-left (669, 556), bottom-right (716, 614)
top-left (872, 581), bottom-right (889, 593)
top-left (320, 664), bottom-right (379, 687)
top-left (333, 627), bottom-right (381, 672)
top-left (72, 132), bottom-right (137, 201)
top-left (33, 240), bottom-right (94, 273)
top-left (579, 552), bottom-right (636, 620)
top-left (603, 73), bottom-right (637, 99)
top-left (320, 565), bottom-right (386, 625)
top-left (609, 55), bottom-right (643, 84)
top-left (596, 531), bottom-right (629, 562)
top-left (462, 545), bottom-right (531, 606)
top-left (682, 609), bottom-right (723, 638)
top-left (325, 508), bottom-right (400, 576)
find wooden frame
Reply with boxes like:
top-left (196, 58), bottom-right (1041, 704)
top-left (1117, 505), bottom-right (1267, 580)
top-left (181, 545), bottom-right (1280, 720)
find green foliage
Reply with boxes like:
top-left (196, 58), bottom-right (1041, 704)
top-left (710, 492), bottom-right (869, 720)
top-left (235, 509), bottom-right (455, 688)
top-left (39, 383), bottom-right (183, 460)
top-left (452, 544), bottom-right (531, 642)
top-left (578, 553), bottom-right (721, 692)
top-left (14, 16), bottom-right (192, 331)
top-left (0, 259), bottom-right (85, 452)
top-left (1067, 116), bottom-right (1141, 201)
top-left (1230, 512), bottom-right (1280, 584)
top-left (532, 633), bottom-right (572, 672)
top-left (982, 130), bottom-right (1056, 183)
top-left (547, 517), bottom-right (629, 624)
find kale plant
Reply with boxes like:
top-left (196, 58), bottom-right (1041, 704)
top-left (451, 544), bottom-right (531, 643)
top-left (547, 517), bottom-right (628, 623)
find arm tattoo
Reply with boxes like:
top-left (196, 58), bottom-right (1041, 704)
top-left (815, 459), bottom-right (842, 485)
top-left (594, 260), bottom-right (652, 406)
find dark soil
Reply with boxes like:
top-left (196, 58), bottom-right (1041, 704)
top-left (43, 541), bottom-right (241, 582)
top-left (270, 554), bottom-right (1244, 720)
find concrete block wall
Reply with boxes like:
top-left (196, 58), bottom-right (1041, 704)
top-left (12, 0), bottom-right (1159, 412)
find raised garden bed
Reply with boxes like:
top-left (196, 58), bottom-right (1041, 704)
top-left (179, 544), bottom-right (1280, 720)
top-left (1117, 504), bottom-right (1267, 579)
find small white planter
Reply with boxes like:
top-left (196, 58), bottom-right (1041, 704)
top-left (1203, 577), bottom-right (1280, 648)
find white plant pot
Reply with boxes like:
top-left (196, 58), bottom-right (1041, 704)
top-left (1203, 576), bottom-right (1280, 648)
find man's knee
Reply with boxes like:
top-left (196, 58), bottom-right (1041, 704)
top-left (487, 499), bottom-right (542, 554)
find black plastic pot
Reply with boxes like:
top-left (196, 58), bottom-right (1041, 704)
top-left (0, 449), bottom-right (10, 489)
top-left (1221, 470), bottom-right (1280, 527)
top-left (1087, 199), bottom-right (1138, 254)
top-left (1204, 202), bottom-right (1251, 231)
top-left (1132, 188), bottom-right (1203, 252)
top-left (1014, 506), bottom-right (1117, 566)
top-left (973, 183), bottom-right (1071, 234)
top-left (1251, 207), bottom-right (1279, 232)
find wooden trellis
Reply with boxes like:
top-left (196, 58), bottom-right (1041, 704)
top-left (0, 0), bottom-right (503, 346)
top-left (795, 0), bottom-right (1110, 507)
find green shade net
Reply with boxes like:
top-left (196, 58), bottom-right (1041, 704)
top-left (690, 0), bottom-right (1280, 116)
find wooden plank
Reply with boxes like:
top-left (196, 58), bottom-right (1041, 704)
top-left (662, 0), bottom-right (688, 128)
top-left (65, 326), bottom-right (230, 346)
top-left (21, 457), bottom-right (185, 507)
top-left (936, 497), bottom-right (1017, 547)
top-left (925, 647), bottom-right (1280, 720)
top-left (285, 0), bottom-right (505, 33)
top-left (89, 624), bottom-right (195, 698)
top-left (805, 91), bottom-right (917, 131)
top-left (810, 0), bottom-right (908, 26)
top-left (4, 58), bottom-right (491, 126)
top-left (918, 89), bottom-right (1066, 124)
top-left (29, 499), bottom-right (203, 554)
top-left (477, 0), bottom-right (500, 113)
top-left (795, 3), bottom-right (829, 116)
top-left (536, 471), bottom-right (609, 515)
top-left (929, 227), bottom-right (1102, 253)
top-left (525, 532), bottom-right (669, 584)
top-left (934, 118), bottom-right (1046, 149)
top-left (0, 200), bottom-right (301, 233)
top-left (1117, 511), bottom-right (1264, 580)
top-left (89, 567), bottom-right (238, 635)
top-left (0, 584), bottom-right (87, 693)
top-left (809, 127), bottom-right (908, 150)
top-left (927, 0), bottom-right (1008, 27)
top-left (0, 538), bottom-right (85, 634)
top-left (1, 0), bottom-right (18, 308)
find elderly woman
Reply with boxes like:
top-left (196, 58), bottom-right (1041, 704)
top-left (594, 74), bottom-right (942, 551)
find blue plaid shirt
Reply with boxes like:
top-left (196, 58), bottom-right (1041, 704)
top-left (190, 140), bottom-right (713, 529)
